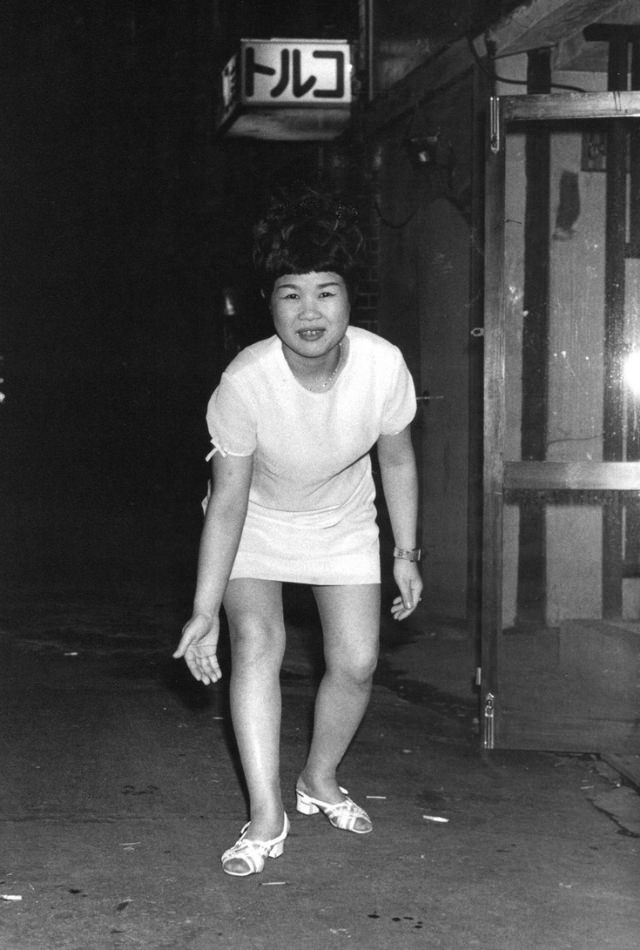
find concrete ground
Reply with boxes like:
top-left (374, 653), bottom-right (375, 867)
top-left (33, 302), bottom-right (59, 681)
top-left (1, 574), bottom-right (639, 950)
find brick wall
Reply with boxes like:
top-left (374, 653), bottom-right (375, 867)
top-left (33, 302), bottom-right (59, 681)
top-left (352, 149), bottom-right (382, 333)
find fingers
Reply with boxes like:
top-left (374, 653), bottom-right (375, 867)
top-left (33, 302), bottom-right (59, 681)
top-left (391, 594), bottom-right (421, 621)
top-left (390, 573), bottom-right (424, 621)
top-left (391, 601), bottom-right (421, 621)
top-left (184, 648), bottom-right (222, 685)
top-left (392, 561), bottom-right (423, 610)
top-left (173, 615), bottom-right (222, 684)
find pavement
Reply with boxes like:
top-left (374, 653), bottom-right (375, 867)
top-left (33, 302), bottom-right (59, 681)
top-left (1, 570), bottom-right (640, 950)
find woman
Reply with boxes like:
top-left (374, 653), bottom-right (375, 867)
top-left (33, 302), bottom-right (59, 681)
top-left (173, 187), bottom-right (423, 877)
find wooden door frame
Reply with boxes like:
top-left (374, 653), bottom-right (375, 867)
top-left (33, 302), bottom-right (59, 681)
top-left (481, 91), bottom-right (640, 750)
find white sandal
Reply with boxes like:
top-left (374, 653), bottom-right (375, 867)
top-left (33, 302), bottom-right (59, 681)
top-left (296, 786), bottom-right (372, 834)
top-left (221, 814), bottom-right (290, 877)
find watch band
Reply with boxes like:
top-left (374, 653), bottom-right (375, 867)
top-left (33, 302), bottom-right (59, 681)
top-left (393, 546), bottom-right (422, 562)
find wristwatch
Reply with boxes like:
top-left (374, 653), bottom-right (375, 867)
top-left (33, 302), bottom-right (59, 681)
top-left (393, 547), bottom-right (422, 562)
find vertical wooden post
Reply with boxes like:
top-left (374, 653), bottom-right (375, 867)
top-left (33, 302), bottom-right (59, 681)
top-left (629, 41), bottom-right (640, 252)
top-left (625, 43), bottom-right (640, 572)
top-left (481, 97), bottom-right (506, 743)
top-left (466, 62), bottom-right (491, 653)
top-left (516, 49), bottom-right (551, 624)
top-left (602, 36), bottom-right (629, 618)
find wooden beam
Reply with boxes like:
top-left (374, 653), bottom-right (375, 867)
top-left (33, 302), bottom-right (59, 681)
top-left (501, 90), bottom-right (640, 122)
top-left (362, 36), bottom-right (475, 131)
top-left (362, 38), bottom-right (640, 134)
top-left (481, 105), bottom-right (507, 726)
top-left (626, 44), bottom-right (640, 573)
top-left (504, 461), bottom-right (640, 491)
top-left (486, 0), bottom-right (623, 59)
top-left (601, 36), bottom-right (629, 618)
top-left (629, 43), bottom-right (640, 247)
top-left (465, 63), bottom-right (491, 632)
top-left (517, 49), bottom-right (551, 623)
top-left (584, 23), bottom-right (640, 44)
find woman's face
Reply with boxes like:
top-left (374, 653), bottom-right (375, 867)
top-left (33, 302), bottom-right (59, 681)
top-left (270, 271), bottom-right (350, 362)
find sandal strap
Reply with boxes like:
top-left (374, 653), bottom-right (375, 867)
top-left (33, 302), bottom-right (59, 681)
top-left (221, 815), bottom-right (289, 875)
top-left (221, 837), bottom-right (269, 874)
top-left (324, 796), bottom-right (371, 832)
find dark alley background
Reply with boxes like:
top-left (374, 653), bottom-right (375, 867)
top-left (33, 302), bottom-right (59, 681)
top-left (0, 0), bottom-right (522, 601)
top-left (0, 1), bottom-right (357, 601)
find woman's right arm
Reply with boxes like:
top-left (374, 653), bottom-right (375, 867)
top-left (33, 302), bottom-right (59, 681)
top-left (173, 451), bottom-right (253, 683)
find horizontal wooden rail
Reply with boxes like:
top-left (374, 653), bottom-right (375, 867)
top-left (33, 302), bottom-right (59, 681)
top-left (504, 461), bottom-right (640, 491)
top-left (502, 91), bottom-right (640, 123)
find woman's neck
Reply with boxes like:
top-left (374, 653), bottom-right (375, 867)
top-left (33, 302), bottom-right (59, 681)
top-left (282, 338), bottom-right (347, 391)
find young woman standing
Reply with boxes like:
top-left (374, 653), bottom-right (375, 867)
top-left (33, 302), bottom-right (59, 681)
top-left (174, 188), bottom-right (423, 876)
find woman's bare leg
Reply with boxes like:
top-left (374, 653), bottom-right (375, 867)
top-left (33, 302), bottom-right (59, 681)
top-left (223, 578), bottom-right (287, 846)
top-left (297, 583), bottom-right (380, 804)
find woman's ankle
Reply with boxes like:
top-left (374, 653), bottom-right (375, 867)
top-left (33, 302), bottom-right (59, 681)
top-left (296, 770), bottom-right (342, 802)
top-left (246, 807), bottom-right (286, 841)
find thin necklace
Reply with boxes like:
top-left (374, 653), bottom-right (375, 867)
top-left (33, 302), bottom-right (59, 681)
top-left (302, 343), bottom-right (342, 391)
top-left (320, 343), bottom-right (342, 388)
top-left (284, 341), bottom-right (345, 391)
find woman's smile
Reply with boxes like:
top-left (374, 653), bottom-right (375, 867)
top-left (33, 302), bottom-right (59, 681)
top-left (270, 271), bottom-right (350, 370)
top-left (297, 327), bottom-right (326, 342)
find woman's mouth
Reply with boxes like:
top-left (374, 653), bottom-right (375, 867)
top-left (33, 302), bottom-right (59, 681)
top-left (298, 328), bottom-right (325, 342)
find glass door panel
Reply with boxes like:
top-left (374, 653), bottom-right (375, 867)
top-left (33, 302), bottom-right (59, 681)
top-left (482, 93), bottom-right (640, 752)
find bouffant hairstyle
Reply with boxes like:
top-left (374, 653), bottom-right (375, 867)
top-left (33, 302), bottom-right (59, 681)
top-left (253, 185), bottom-right (364, 299)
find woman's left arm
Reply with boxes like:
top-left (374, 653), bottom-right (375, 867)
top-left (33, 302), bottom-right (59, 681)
top-left (377, 425), bottom-right (424, 620)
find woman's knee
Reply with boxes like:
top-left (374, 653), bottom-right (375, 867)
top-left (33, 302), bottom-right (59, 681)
top-left (228, 614), bottom-right (286, 667)
top-left (314, 583), bottom-right (380, 685)
top-left (224, 579), bottom-right (286, 667)
top-left (328, 643), bottom-right (379, 686)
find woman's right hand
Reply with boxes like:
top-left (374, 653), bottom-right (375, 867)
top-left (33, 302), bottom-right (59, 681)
top-left (173, 613), bottom-right (222, 685)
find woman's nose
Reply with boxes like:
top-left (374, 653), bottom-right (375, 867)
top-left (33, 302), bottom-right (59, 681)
top-left (299, 298), bottom-right (320, 318)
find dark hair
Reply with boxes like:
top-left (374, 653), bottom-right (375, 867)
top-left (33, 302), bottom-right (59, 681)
top-left (253, 185), bottom-right (364, 298)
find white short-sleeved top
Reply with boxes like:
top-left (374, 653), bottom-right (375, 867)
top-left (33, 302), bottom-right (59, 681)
top-left (205, 325), bottom-right (416, 584)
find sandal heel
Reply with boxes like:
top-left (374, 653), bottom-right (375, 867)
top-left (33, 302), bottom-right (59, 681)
top-left (296, 789), bottom-right (320, 816)
top-left (268, 840), bottom-right (285, 858)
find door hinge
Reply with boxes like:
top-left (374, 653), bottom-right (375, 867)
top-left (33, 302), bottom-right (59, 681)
top-left (483, 691), bottom-right (495, 749)
top-left (490, 96), bottom-right (502, 154)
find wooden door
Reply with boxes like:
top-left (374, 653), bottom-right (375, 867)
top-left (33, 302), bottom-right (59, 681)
top-left (482, 92), bottom-right (640, 752)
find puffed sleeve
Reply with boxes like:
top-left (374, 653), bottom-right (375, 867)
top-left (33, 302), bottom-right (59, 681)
top-left (380, 346), bottom-right (417, 435)
top-left (205, 372), bottom-right (257, 460)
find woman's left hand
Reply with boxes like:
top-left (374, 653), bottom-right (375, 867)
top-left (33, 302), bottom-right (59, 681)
top-left (391, 559), bottom-right (423, 621)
